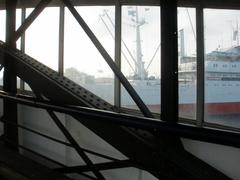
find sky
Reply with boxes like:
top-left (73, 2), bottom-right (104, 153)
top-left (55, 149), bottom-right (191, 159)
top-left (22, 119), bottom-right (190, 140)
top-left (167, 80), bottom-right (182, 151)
top-left (0, 7), bottom-right (240, 78)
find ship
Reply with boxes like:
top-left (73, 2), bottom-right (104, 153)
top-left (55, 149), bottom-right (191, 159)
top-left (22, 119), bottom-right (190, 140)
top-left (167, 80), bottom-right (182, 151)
top-left (64, 8), bottom-right (240, 119)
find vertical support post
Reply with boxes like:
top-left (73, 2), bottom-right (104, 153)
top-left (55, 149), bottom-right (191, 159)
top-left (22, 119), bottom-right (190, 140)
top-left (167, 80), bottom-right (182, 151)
top-left (59, 5), bottom-right (65, 75)
top-left (196, 6), bottom-right (205, 126)
top-left (161, 0), bottom-right (178, 122)
top-left (4, 0), bottom-right (18, 150)
top-left (20, 8), bottom-right (26, 90)
top-left (114, 1), bottom-right (121, 108)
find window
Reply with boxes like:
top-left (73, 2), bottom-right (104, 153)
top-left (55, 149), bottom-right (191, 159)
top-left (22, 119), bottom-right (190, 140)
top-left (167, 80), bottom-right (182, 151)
top-left (121, 6), bottom-right (160, 113)
top-left (64, 6), bottom-right (115, 104)
top-left (204, 9), bottom-right (240, 128)
top-left (8, 3), bottom-right (240, 131)
top-left (0, 10), bottom-right (5, 42)
top-left (0, 10), bottom-right (5, 86)
top-left (178, 7), bottom-right (196, 120)
top-left (25, 7), bottom-right (59, 71)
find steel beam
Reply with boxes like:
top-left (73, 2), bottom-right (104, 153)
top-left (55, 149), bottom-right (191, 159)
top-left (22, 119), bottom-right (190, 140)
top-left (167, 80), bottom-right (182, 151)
top-left (114, 1), bottom-right (121, 108)
top-left (0, 43), bottom-right (231, 179)
top-left (58, 5), bottom-right (65, 75)
top-left (0, 92), bottom-right (239, 150)
top-left (160, 0), bottom-right (178, 122)
top-left (61, 0), bottom-right (153, 118)
top-left (20, 8), bottom-right (26, 90)
top-left (44, 108), bottom-right (106, 180)
top-left (2, 0), bottom-right (240, 10)
top-left (14, 0), bottom-right (52, 41)
top-left (0, 117), bottom-right (72, 147)
top-left (196, 6), bottom-right (205, 127)
top-left (0, 41), bottom-right (114, 110)
top-left (4, 0), bottom-right (18, 151)
top-left (1, 116), bottom-right (121, 161)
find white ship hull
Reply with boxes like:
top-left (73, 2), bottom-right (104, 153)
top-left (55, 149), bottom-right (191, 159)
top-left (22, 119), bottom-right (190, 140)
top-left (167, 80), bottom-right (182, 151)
top-left (82, 78), bottom-right (240, 116)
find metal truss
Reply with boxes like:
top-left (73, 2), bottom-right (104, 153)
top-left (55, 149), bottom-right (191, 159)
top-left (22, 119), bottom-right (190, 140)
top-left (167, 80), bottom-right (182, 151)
top-left (0, 90), bottom-right (233, 180)
top-left (0, 0), bottom-right (234, 179)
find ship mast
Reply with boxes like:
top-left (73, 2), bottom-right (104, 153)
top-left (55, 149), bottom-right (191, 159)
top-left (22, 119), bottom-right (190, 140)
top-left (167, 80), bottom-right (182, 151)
top-left (134, 7), bottom-right (147, 80)
top-left (237, 21), bottom-right (239, 46)
top-left (100, 7), bottom-right (151, 80)
top-left (232, 19), bottom-right (240, 47)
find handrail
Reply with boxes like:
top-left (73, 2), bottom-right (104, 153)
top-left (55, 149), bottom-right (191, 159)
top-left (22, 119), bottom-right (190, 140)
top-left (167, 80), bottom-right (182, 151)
top-left (0, 91), bottom-right (240, 148)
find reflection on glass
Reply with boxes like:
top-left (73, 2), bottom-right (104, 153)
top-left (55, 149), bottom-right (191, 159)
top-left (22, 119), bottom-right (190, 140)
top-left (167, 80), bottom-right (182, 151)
top-left (121, 6), bottom-right (160, 113)
top-left (64, 6), bottom-right (115, 104)
top-left (25, 7), bottom-right (59, 71)
top-left (204, 9), bottom-right (240, 127)
top-left (178, 8), bottom-right (196, 120)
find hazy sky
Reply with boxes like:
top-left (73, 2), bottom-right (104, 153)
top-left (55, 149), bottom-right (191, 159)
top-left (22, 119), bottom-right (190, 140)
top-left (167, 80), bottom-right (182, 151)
top-left (0, 7), bottom-right (240, 78)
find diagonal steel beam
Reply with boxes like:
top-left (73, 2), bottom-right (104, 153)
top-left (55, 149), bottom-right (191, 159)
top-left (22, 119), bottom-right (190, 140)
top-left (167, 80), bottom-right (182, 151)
top-left (61, 0), bottom-right (153, 118)
top-left (33, 85), bottom-right (105, 179)
top-left (14, 0), bottom-right (52, 41)
top-left (46, 110), bottom-right (106, 180)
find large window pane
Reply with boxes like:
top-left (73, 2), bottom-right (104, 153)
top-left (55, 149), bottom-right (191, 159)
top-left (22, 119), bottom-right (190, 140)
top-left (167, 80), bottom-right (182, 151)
top-left (178, 8), bottom-right (196, 120)
top-left (0, 10), bottom-right (5, 86)
top-left (0, 10), bottom-right (5, 42)
top-left (16, 9), bottom-right (22, 50)
top-left (16, 9), bottom-right (22, 89)
top-left (25, 7), bottom-right (59, 71)
top-left (121, 6), bottom-right (160, 113)
top-left (64, 6), bottom-right (114, 104)
top-left (204, 9), bottom-right (240, 127)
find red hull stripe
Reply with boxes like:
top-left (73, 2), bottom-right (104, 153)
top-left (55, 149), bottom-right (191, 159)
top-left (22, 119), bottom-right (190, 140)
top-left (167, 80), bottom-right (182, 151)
top-left (147, 103), bottom-right (240, 115)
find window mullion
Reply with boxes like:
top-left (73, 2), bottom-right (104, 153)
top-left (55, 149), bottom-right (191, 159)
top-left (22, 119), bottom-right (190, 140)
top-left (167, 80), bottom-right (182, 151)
top-left (114, 1), bottom-right (121, 108)
top-left (196, 6), bottom-right (205, 127)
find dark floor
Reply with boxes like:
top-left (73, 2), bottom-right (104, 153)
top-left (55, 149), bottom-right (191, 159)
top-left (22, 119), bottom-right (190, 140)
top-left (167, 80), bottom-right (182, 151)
top-left (0, 141), bottom-right (72, 180)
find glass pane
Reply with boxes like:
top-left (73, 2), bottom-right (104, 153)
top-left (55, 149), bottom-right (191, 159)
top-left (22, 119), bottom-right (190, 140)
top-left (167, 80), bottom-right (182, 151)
top-left (25, 83), bottom-right (32, 91)
top-left (16, 9), bottom-right (22, 50)
top-left (204, 9), bottom-right (240, 127)
top-left (0, 10), bottom-right (5, 42)
top-left (0, 10), bottom-right (5, 86)
top-left (25, 7), bottom-right (59, 71)
top-left (178, 8), bottom-right (196, 120)
top-left (16, 9), bottom-right (22, 89)
top-left (121, 6), bottom-right (161, 113)
top-left (64, 6), bottom-right (115, 104)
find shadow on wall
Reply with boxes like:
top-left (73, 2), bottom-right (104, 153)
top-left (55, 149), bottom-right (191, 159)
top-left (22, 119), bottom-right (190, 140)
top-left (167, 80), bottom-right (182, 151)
top-left (182, 138), bottom-right (240, 180)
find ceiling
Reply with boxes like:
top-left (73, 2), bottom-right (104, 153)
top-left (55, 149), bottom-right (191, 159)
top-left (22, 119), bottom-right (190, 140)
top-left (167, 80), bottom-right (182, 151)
top-left (0, 0), bottom-right (240, 9)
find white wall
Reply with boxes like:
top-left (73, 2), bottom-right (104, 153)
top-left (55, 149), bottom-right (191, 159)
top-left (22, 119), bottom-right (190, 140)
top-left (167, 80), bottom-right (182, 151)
top-left (17, 105), bottom-right (156, 180)
top-left (182, 138), bottom-right (240, 180)
top-left (1, 101), bottom-right (240, 180)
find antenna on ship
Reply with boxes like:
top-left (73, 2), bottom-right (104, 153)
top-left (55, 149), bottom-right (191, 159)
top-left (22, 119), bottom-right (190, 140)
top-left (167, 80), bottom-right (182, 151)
top-left (99, 9), bottom-right (137, 74)
top-left (100, 7), bottom-right (160, 80)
